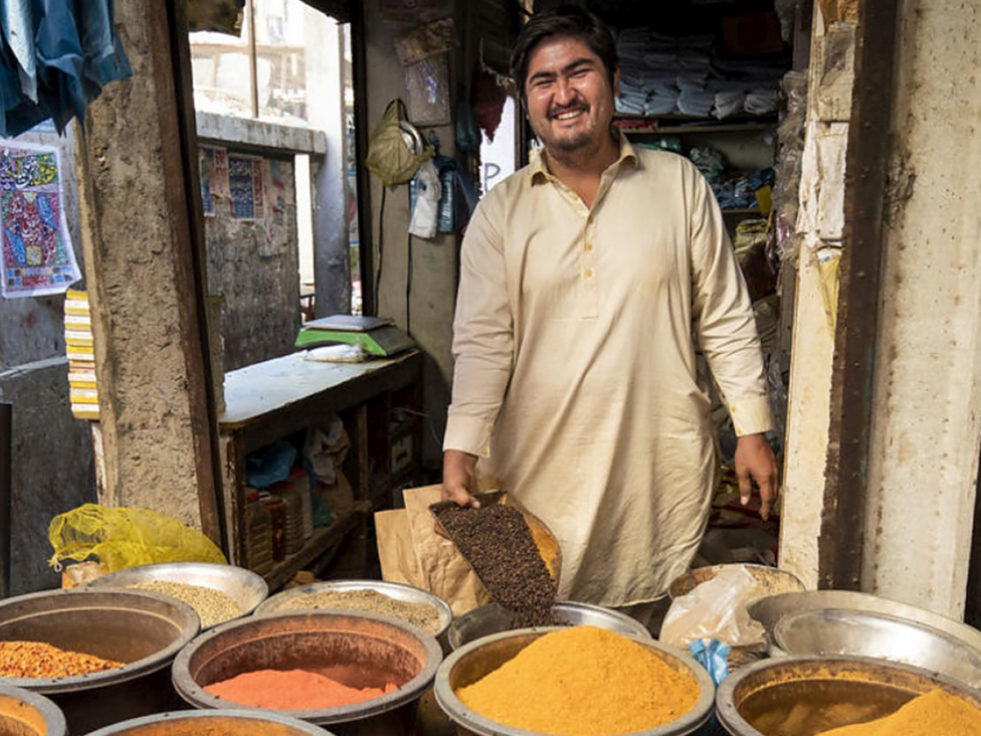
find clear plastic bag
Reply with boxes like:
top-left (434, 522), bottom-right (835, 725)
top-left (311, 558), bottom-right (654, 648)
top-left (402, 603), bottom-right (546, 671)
top-left (659, 565), bottom-right (766, 648)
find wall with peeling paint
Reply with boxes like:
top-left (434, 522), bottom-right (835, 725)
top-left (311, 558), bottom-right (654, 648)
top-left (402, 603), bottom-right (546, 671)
top-left (200, 148), bottom-right (300, 371)
top-left (780, 7), bottom-right (854, 589)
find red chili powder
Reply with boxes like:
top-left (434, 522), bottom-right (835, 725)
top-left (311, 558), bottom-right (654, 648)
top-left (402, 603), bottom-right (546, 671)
top-left (205, 668), bottom-right (397, 709)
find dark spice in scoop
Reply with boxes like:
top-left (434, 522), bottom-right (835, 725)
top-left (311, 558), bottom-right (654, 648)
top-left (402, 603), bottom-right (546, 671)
top-left (436, 504), bottom-right (556, 627)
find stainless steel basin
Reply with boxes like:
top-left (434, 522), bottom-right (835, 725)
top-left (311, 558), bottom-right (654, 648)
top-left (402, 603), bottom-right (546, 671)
top-left (0, 684), bottom-right (66, 736)
top-left (434, 627), bottom-right (715, 736)
top-left (748, 590), bottom-right (981, 651)
top-left (772, 607), bottom-right (981, 689)
top-left (716, 655), bottom-right (981, 736)
top-left (0, 588), bottom-right (199, 734)
top-left (173, 609), bottom-right (443, 736)
top-left (256, 579), bottom-right (452, 643)
top-left (88, 561), bottom-right (268, 628)
top-left (84, 709), bottom-right (336, 735)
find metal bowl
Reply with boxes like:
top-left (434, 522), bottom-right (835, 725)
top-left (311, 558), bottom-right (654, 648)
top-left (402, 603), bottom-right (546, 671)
top-left (716, 654), bottom-right (981, 736)
top-left (0, 588), bottom-right (199, 734)
top-left (668, 564), bottom-right (805, 602)
top-left (447, 600), bottom-right (651, 651)
top-left (255, 579), bottom-right (452, 641)
top-left (84, 709), bottom-right (336, 735)
top-left (88, 562), bottom-right (268, 627)
top-left (434, 627), bottom-right (715, 736)
top-left (0, 684), bottom-right (67, 736)
top-left (748, 590), bottom-right (981, 656)
top-left (173, 609), bottom-right (443, 734)
top-left (772, 607), bottom-right (981, 689)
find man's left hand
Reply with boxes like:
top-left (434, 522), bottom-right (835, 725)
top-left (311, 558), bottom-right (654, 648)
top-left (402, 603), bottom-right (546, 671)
top-left (734, 433), bottom-right (779, 521)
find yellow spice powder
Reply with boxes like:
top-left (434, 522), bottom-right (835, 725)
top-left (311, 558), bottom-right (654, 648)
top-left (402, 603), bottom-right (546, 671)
top-left (456, 626), bottom-right (700, 735)
top-left (815, 689), bottom-right (981, 736)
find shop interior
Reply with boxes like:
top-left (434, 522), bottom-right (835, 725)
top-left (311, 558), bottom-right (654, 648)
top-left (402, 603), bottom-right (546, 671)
top-left (1, 0), bottom-right (981, 734)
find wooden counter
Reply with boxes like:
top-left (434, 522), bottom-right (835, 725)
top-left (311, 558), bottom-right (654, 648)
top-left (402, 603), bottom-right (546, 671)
top-left (218, 350), bottom-right (423, 586)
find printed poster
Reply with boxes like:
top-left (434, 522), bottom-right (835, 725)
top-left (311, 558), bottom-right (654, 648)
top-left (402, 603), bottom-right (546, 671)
top-left (200, 145), bottom-right (229, 217)
top-left (0, 140), bottom-right (80, 298)
top-left (228, 153), bottom-right (264, 220)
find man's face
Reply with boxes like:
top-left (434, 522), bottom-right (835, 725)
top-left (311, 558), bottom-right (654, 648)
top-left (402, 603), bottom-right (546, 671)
top-left (524, 35), bottom-right (618, 156)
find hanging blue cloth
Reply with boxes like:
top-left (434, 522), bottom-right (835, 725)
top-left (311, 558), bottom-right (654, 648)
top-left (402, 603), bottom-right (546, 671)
top-left (76, 0), bottom-right (131, 93)
top-left (0, 0), bottom-right (130, 138)
top-left (1, 0), bottom-right (36, 102)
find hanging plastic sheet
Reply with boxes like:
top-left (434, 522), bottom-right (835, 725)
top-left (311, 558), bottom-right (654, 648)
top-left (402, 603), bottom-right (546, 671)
top-left (0, 0), bottom-right (131, 138)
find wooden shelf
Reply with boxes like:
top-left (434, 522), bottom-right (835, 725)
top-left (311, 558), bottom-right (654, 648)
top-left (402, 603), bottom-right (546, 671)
top-left (615, 116), bottom-right (776, 136)
top-left (261, 503), bottom-right (370, 591)
top-left (721, 207), bottom-right (763, 215)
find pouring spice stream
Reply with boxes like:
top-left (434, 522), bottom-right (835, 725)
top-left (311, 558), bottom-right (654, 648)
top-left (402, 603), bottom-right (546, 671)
top-left (435, 504), bottom-right (556, 627)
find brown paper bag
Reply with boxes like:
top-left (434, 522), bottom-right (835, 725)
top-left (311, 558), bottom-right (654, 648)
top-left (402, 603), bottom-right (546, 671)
top-left (375, 508), bottom-right (424, 587)
top-left (374, 484), bottom-right (492, 616)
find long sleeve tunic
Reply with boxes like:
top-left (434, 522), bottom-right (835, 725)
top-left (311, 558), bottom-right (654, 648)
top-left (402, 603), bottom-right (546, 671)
top-left (444, 135), bottom-right (773, 606)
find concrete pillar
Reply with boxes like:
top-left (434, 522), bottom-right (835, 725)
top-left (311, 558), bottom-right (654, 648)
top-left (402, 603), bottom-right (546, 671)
top-left (861, 0), bottom-right (981, 618)
top-left (75, 1), bottom-right (221, 538)
top-left (307, 10), bottom-right (351, 317)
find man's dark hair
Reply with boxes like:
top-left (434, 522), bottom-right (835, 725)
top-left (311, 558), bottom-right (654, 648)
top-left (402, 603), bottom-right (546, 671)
top-left (510, 4), bottom-right (618, 103)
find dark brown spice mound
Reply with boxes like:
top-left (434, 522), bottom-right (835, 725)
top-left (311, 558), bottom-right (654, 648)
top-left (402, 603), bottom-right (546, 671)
top-left (436, 504), bottom-right (556, 627)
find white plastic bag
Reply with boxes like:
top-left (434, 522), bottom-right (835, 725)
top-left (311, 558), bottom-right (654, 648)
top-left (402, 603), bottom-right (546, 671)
top-left (409, 160), bottom-right (441, 239)
top-left (659, 565), bottom-right (766, 648)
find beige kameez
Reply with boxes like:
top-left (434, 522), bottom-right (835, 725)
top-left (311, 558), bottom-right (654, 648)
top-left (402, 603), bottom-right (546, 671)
top-left (444, 135), bottom-right (773, 606)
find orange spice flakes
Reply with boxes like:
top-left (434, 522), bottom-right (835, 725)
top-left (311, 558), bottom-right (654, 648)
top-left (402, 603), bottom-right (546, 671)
top-left (456, 626), bottom-right (701, 736)
top-left (0, 640), bottom-right (123, 678)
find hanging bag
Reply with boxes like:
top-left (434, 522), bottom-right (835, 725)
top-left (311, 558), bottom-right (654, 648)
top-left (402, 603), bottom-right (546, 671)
top-left (364, 99), bottom-right (432, 187)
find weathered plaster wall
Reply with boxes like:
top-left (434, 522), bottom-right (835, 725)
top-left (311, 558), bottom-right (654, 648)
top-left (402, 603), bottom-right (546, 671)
top-left (861, 0), bottom-right (981, 618)
top-left (0, 358), bottom-right (95, 594)
top-left (77, 1), bottom-right (217, 533)
top-left (201, 150), bottom-right (300, 371)
top-left (780, 7), bottom-right (853, 589)
top-left (362, 0), bottom-right (459, 463)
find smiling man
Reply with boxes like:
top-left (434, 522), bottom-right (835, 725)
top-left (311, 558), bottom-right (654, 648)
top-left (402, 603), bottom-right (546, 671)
top-left (442, 5), bottom-right (777, 623)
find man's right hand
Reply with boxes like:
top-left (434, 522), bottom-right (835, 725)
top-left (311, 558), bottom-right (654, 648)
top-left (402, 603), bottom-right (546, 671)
top-left (442, 449), bottom-right (481, 508)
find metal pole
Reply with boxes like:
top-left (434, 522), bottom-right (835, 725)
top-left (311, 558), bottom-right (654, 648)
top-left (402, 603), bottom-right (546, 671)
top-left (247, 0), bottom-right (259, 118)
top-left (0, 402), bottom-right (11, 598)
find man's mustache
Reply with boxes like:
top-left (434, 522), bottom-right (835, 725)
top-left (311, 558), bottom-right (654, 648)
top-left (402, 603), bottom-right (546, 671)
top-left (548, 101), bottom-right (588, 119)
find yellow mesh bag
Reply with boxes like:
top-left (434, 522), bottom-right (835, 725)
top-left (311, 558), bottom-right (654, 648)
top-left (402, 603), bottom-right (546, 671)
top-left (48, 503), bottom-right (226, 572)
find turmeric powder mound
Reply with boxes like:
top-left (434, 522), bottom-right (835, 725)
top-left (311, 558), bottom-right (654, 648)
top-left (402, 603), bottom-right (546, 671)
top-left (815, 689), bottom-right (981, 736)
top-left (456, 626), bottom-right (700, 735)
